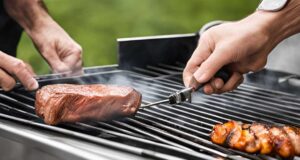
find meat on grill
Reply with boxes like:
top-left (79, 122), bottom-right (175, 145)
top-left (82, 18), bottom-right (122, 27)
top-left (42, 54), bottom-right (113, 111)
top-left (35, 84), bottom-right (142, 125)
top-left (211, 121), bottom-right (300, 158)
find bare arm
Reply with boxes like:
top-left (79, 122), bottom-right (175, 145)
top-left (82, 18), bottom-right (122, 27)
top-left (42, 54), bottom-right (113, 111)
top-left (4, 0), bottom-right (83, 74)
top-left (4, 0), bottom-right (51, 35)
top-left (183, 0), bottom-right (300, 94)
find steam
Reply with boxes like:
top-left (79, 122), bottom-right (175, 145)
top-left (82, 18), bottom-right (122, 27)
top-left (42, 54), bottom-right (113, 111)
top-left (75, 72), bottom-right (165, 104)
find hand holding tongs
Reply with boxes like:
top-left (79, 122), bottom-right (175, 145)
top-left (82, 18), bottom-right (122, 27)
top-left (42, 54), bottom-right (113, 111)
top-left (141, 68), bottom-right (230, 108)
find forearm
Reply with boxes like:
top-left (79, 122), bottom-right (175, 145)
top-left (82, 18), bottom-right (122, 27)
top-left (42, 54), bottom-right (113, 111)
top-left (270, 0), bottom-right (300, 44)
top-left (3, 0), bottom-right (53, 35)
top-left (241, 0), bottom-right (300, 47)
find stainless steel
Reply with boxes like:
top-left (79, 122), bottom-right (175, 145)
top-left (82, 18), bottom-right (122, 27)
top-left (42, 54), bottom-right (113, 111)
top-left (0, 32), bottom-right (300, 160)
top-left (169, 87), bottom-right (193, 104)
top-left (140, 99), bottom-right (169, 108)
top-left (0, 65), bottom-right (299, 160)
top-left (140, 87), bottom-right (193, 108)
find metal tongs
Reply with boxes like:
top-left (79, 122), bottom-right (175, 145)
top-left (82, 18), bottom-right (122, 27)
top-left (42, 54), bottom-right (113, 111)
top-left (141, 68), bottom-right (230, 108)
top-left (141, 87), bottom-right (194, 108)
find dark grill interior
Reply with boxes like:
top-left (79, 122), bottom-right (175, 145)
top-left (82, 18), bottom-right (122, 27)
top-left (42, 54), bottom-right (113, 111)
top-left (0, 64), bottom-right (300, 160)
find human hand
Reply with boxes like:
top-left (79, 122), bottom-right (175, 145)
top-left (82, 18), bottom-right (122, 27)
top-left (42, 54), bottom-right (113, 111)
top-left (0, 52), bottom-right (38, 91)
top-left (4, 0), bottom-right (83, 74)
top-left (183, 14), bottom-right (277, 94)
top-left (29, 20), bottom-right (83, 75)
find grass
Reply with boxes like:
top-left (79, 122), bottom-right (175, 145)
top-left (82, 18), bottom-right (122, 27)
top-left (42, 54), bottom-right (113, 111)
top-left (17, 0), bottom-right (259, 74)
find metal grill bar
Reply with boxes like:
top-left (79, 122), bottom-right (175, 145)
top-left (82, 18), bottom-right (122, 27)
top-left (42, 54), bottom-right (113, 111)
top-left (96, 122), bottom-right (146, 139)
top-left (0, 65), bottom-right (299, 160)
top-left (0, 92), bottom-right (209, 160)
top-left (132, 70), bottom-right (300, 123)
top-left (135, 78), bottom-right (291, 123)
top-left (76, 123), bottom-right (213, 160)
top-left (111, 120), bottom-right (194, 152)
top-left (138, 106), bottom-right (211, 132)
top-left (125, 117), bottom-right (228, 158)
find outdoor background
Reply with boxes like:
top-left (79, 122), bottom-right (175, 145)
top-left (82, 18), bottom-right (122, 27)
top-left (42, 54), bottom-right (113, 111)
top-left (17, 0), bottom-right (260, 74)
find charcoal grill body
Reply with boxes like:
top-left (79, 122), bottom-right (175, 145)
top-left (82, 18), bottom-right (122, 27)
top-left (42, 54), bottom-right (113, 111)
top-left (0, 33), bottom-right (299, 160)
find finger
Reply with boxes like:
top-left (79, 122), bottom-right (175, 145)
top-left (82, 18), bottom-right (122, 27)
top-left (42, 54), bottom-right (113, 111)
top-left (0, 68), bottom-right (16, 91)
top-left (41, 48), bottom-right (70, 73)
top-left (61, 45), bottom-right (82, 67)
top-left (13, 63), bottom-right (39, 91)
top-left (232, 76), bottom-right (244, 91)
top-left (0, 54), bottom-right (38, 90)
top-left (210, 77), bottom-right (224, 90)
top-left (193, 46), bottom-right (232, 85)
top-left (72, 58), bottom-right (83, 73)
top-left (183, 37), bottom-right (213, 88)
top-left (203, 84), bottom-right (214, 95)
top-left (204, 77), bottom-right (224, 95)
top-left (216, 72), bottom-right (243, 94)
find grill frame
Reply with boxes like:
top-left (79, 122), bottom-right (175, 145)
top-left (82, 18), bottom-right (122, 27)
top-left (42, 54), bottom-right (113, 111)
top-left (0, 33), bottom-right (300, 160)
top-left (0, 65), bottom-right (299, 160)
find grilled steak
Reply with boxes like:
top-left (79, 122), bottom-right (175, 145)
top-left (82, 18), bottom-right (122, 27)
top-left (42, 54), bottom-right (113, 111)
top-left (211, 121), bottom-right (300, 158)
top-left (35, 84), bottom-right (142, 125)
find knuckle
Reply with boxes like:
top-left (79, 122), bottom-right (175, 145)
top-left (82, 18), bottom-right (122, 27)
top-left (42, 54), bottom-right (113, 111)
top-left (200, 32), bottom-right (211, 41)
top-left (70, 46), bottom-right (83, 60)
top-left (200, 32), bottom-right (214, 49)
top-left (40, 46), bottom-right (50, 55)
top-left (13, 60), bottom-right (27, 74)
top-left (71, 45), bottom-right (83, 55)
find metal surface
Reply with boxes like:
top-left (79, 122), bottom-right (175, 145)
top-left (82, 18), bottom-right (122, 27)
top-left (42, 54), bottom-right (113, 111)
top-left (117, 33), bottom-right (198, 70)
top-left (0, 65), bottom-right (299, 160)
top-left (141, 99), bottom-right (169, 108)
top-left (0, 32), bottom-right (300, 160)
top-left (141, 87), bottom-right (193, 108)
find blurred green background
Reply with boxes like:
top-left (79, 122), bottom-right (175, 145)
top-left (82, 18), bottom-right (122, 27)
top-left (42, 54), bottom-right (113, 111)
top-left (17, 0), bottom-right (259, 74)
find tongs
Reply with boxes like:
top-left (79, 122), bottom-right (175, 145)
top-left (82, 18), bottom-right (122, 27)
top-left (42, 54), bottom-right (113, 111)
top-left (141, 87), bottom-right (194, 108)
top-left (141, 69), bottom-right (230, 108)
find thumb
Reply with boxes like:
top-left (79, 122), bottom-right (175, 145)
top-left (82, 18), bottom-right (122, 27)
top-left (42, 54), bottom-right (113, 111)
top-left (193, 48), bottom-right (231, 84)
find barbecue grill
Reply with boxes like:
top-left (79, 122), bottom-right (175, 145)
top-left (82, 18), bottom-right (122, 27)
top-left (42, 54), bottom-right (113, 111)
top-left (0, 31), bottom-right (300, 160)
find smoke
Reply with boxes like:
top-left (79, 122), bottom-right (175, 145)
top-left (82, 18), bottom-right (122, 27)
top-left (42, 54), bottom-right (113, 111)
top-left (89, 72), bottom-right (165, 103)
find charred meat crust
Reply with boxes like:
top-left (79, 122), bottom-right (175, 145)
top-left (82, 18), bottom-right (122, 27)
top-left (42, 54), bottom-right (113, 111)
top-left (211, 121), bottom-right (299, 158)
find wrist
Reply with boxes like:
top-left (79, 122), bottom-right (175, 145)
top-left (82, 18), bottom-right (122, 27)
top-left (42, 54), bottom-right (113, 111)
top-left (252, 0), bottom-right (300, 46)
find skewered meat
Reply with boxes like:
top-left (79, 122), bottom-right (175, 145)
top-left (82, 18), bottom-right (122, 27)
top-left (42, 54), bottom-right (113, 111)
top-left (35, 84), bottom-right (142, 125)
top-left (211, 121), bottom-right (300, 158)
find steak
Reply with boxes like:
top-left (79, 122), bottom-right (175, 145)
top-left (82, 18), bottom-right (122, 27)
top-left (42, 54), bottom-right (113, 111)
top-left (35, 84), bottom-right (142, 125)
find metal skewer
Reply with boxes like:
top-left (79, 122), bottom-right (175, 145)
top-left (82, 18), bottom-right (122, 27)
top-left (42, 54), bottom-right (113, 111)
top-left (140, 99), bottom-right (170, 108)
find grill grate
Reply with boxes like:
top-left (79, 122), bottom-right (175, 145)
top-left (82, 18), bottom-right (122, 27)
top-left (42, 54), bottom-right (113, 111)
top-left (0, 65), bottom-right (299, 160)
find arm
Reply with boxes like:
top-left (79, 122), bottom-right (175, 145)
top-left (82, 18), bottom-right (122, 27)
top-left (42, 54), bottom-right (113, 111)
top-left (4, 0), bottom-right (83, 74)
top-left (183, 0), bottom-right (300, 94)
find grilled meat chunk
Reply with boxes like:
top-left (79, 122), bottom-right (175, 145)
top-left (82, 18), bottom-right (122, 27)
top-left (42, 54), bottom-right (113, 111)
top-left (35, 84), bottom-right (142, 125)
top-left (211, 121), bottom-right (300, 158)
